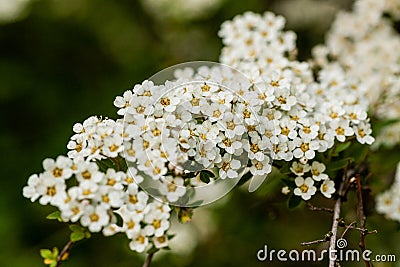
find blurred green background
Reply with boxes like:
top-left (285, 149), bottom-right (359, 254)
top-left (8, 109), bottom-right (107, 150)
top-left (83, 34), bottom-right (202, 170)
top-left (1, 0), bottom-right (399, 266)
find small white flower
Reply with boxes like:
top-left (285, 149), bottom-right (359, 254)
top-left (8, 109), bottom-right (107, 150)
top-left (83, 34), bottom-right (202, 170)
top-left (159, 176), bottom-right (186, 202)
top-left (310, 161), bottom-right (329, 181)
top-left (80, 204), bottom-right (110, 232)
top-left (129, 229), bottom-right (151, 253)
top-left (153, 235), bottom-right (169, 249)
top-left (281, 186), bottom-right (290, 195)
top-left (320, 179), bottom-right (336, 198)
top-left (294, 177), bottom-right (317, 201)
top-left (217, 154), bottom-right (241, 179)
top-left (290, 161), bottom-right (311, 176)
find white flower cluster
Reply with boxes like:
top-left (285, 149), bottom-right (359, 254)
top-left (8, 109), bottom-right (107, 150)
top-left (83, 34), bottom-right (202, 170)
top-left (312, 0), bottom-right (400, 148)
top-left (23, 117), bottom-right (172, 253)
top-left (219, 11), bottom-right (374, 164)
top-left (289, 161), bottom-right (335, 200)
top-left (117, 67), bottom-right (274, 204)
top-left (23, 9), bottom-right (379, 256)
top-left (376, 162), bottom-right (400, 222)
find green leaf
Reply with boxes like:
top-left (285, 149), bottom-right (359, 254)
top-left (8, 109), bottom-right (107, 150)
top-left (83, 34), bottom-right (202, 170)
top-left (199, 171), bottom-right (211, 183)
top-left (287, 194), bottom-right (302, 209)
top-left (40, 249), bottom-right (53, 259)
top-left (333, 141), bottom-right (351, 156)
top-left (281, 178), bottom-right (295, 188)
top-left (69, 224), bottom-right (83, 233)
top-left (46, 211), bottom-right (62, 222)
top-left (70, 231), bottom-right (85, 242)
top-left (328, 157), bottom-right (354, 171)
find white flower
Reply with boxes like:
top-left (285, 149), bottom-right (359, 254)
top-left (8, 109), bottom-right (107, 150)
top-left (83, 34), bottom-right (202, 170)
top-left (217, 154), bottom-right (241, 179)
top-left (22, 174), bottom-right (41, 202)
top-left (249, 157), bottom-right (272, 176)
top-left (320, 179), bottom-right (336, 198)
top-left (353, 122), bottom-right (374, 145)
top-left (330, 120), bottom-right (354, 142)
top-left (36, 175), bottom-right (67, 206)
top-left (281, 186), bottom-right (290, 195)
top-left (159, 176), bottom-right (186, 202)
top-left (114, 90), bottom-right (133, 115)
top-left (125, 184), bottom-right (149, 211)
top-left (144, 209), bottom-right (170, 237)
top-left (153, 235), bottom-right (169, 249)
top-left (80, 204), bottom-right (110, 232)
top-left (42, 156), bottom-right (73, 180)
top-left (290, 161), bottom-right (311, 176)
top-left (118, 205), bottom-right (143, 238)
top-left (292, 137), bottom-right (319, 160)
top-left (129, 229), bottom-right (151, 253)
top-left (294, 177), bottom-right (317, 201)
top-left (310, 161), bottom-right (328, 181)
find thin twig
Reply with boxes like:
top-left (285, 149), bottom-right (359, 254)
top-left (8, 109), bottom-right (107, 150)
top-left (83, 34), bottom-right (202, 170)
top-left (306, 202), bottom-right (334, 213)
top-left (143, 252), bottom-right (154, 267)
top-left (328, 172), bottom-right (347, 267)
top-left (355, 174), bottom-right (371, 267)
top-left (340, 221), bottom-right (357, 239)
top-left (301, 232), bottom-right (332, 246)
top-left (56, 241), bottom-right (74, 267)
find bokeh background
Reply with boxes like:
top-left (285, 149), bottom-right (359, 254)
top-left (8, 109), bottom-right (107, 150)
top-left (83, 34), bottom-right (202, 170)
top-left (1, 0), bottom-right (399, 266)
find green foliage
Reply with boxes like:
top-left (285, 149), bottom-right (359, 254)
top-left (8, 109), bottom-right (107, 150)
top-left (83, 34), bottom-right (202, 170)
top-left (40, 247), bottom-right (58, 267)
top-left (69, 225), bottom-right (91, 242)
top-left (46, 211), bottom-right (62, 222)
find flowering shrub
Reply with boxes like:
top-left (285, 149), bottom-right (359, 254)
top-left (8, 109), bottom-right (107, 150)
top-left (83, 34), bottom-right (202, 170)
top-left (23, 0), bottom-right (400, 266)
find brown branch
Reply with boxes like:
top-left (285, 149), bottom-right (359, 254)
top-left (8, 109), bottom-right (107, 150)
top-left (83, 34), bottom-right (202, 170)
top-left (355, 174), bottom-right (371, 267)
top-left (143, 252), bottom-right (155, 267)
top-left (56, 241), bottom-right (74, 267)
top-left (306, 202), bottom-right (334, 213)
top-left (301, 231), bottom-right (332, 246)
top-left (328, 172), bottom-right (347, 267)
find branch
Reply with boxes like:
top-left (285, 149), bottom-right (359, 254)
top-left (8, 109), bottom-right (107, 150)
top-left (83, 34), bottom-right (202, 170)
top-left (142, 252), bottom-right (155, 267)
top-left (328, 173), bottom-right (347, 267)
top-left (56, 241), bottom-right (74, 267)
top-left (355, 174), bottom-right (371, 267)
top-left (306, 202), bottom-right (334, 213)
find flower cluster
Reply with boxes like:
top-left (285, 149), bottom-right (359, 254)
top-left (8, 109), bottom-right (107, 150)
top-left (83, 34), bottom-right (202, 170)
top-left (312, 0), bottom-right (400, 148)
top-left (116, 67), bottom-right (274, 205)
top-left (219, 11), bottom-right (374, 163)
top-left (23, 7), bottom-right (378, 259)
top-left (23, 117), bottom-right (172, 253)
top-left (287, 161), bottom-right (335, 200)
top-left (376, 162), bottom-right (400, 222)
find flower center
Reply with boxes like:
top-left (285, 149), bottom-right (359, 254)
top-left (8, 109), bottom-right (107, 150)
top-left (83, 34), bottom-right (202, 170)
top-left (300, 184), bottom-right (309, 193)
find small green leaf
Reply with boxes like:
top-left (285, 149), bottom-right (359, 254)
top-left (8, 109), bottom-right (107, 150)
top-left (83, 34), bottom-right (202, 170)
top-left (281, 178), bottom-right (295, 188)
top-left (69, 224), bottom-right (83, 233)
top-left (46, 211), bottom-right (62, 222)
top-left (328, 157), bottom-right (354, 171)
top-left (40, 249), bottom-right (53, 259)
top-left (70, 231), bottom-right (85, 242)
top-left (199, 171), bottom-right (211, 183)
top-left (287, 194), bottom-right (302, 209)
top-left (333, 141), bottom-right (351, 156)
